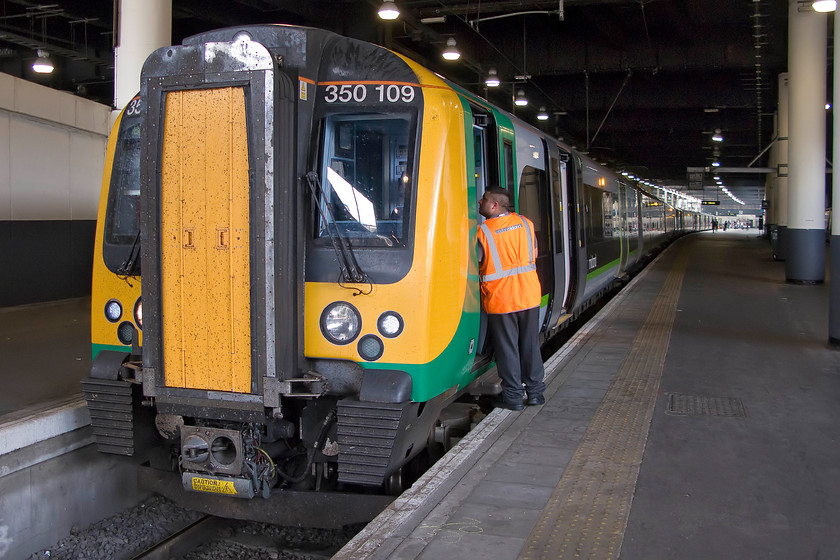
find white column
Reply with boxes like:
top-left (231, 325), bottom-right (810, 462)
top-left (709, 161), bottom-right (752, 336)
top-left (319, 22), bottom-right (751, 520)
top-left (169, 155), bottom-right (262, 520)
top-left (770, 74), bottom-right (791, 259)
top-left (785, 0), bottom-right (826, 283)
top-left (114, 0), bottom-right (172, 111)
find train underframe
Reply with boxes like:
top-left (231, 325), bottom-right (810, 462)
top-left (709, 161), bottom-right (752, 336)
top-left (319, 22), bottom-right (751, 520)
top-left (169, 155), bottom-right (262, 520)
top-left (82, 352), bottom-right (483, 527)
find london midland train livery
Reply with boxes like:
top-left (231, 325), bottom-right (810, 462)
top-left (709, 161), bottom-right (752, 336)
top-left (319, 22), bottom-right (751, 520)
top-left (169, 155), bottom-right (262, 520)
top-left (82, 24), bottom-right (707, 526)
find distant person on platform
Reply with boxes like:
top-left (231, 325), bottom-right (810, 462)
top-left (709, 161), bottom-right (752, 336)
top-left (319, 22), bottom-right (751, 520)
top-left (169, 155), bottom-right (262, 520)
top-left (477, 186), bottom-right (546, 411)
top-left (712, 218), bottom-right (718, 232)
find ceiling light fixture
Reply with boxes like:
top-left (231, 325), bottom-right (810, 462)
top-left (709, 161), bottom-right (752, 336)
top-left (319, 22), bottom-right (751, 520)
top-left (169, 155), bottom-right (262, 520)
top-left (32, 49), bottom-right (53, 74)
top-left (812, 0), bottom-right (836, 12)
top-left (442, 37), bottom-right (461, 61)
top-left (377, 0), bottom-right (400, 20)
top-left (485, 68), bottom-right (500, 87)
top-left (514, 89), bottom-right (528, 106)
top-left (712, 128), bottom-right (723, 142)
top-left (537, 106), bottom-right (549, 120)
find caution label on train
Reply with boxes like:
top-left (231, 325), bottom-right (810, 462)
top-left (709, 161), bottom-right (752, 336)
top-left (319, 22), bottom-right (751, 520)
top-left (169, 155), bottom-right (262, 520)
top-left (191, 477), bottom-right (237, 495)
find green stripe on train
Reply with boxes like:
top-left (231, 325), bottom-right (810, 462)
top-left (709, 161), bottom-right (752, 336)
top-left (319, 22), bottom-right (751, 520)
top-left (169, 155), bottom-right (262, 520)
top-left (586, 257), bottom-right (621, 281)
top-left (92, 343), bottom-right (131, 361)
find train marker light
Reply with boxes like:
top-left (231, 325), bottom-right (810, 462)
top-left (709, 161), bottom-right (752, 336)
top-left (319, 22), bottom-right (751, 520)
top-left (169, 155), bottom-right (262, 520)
top-left (378, 311), bottom-right (404, 338)
top-left (105, 299), bottom-right (122, 322)
top-left (134, 297), bottom-right (143, 330)
top-left (117, 321), bottom-right (134, 345)
top-left (358, 334), bottom-right (384, 361)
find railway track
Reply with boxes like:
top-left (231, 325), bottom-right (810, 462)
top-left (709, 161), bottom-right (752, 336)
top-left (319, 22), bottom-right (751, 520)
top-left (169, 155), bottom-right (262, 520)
top-left (130, 515), bottom-right (227, 560)
top-left (127, 512), bottom-right (356, 560)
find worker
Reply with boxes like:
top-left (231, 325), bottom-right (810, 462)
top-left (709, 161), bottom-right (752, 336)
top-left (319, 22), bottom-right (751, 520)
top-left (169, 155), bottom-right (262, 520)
top-left (477, 186), bottom-right (546, 411)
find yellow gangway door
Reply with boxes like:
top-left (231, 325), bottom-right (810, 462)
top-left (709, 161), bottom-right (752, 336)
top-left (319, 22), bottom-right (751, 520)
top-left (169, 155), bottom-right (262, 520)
top-left (160, 87), bottom-right (252, 393)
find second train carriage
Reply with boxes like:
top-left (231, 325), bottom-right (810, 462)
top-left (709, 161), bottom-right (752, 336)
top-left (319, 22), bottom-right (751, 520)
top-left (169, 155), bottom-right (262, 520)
top-left (83, 24), bottom-right (706, 525)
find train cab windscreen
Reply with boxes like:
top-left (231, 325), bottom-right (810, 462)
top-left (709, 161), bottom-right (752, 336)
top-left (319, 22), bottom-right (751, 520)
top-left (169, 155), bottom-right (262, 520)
top-left (317, 114), bottom-right (415, 247)
top-left (102, 107), bottom-right (142, 274)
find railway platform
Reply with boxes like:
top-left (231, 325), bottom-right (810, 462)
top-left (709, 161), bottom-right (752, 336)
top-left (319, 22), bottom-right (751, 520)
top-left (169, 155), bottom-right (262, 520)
top-left (0, 297), bottom-right (91, 418)
top-left (335, 229), bottom-right (840, 560)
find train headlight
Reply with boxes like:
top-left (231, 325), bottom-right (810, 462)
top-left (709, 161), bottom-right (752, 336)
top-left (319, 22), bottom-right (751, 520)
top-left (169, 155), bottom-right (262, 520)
top-left (320, 302), bottom-right (361, 345)
top-left (377, 311), bottom-right (404, 338)
top-left (358, 334), bottom-right (384, 361)
top-left (104, 299), bottom-right (122, 322)
top-left (134, 297), bottom-right (143, 330)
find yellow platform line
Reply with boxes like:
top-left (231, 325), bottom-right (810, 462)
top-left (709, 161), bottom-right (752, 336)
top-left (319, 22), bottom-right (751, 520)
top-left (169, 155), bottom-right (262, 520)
top-left (520, 252), bottom-right (689, 560)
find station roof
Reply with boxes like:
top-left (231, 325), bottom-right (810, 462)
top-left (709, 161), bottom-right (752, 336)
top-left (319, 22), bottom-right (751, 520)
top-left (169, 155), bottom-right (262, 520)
top-left (0, 0), bottom-right (798, 212)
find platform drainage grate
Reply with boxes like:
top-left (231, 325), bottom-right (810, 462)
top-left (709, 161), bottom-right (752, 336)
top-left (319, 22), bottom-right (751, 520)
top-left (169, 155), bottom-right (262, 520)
top-left (666, 393), bottom-right (746, 417)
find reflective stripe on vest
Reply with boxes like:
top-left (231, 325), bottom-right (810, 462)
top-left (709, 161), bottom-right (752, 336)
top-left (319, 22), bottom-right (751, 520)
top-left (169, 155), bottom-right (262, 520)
top-left (479, 215), bottom-right (537, 282)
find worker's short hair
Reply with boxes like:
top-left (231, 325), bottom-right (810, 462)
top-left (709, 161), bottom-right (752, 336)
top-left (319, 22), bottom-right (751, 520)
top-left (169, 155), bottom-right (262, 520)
top-left (484, 186), bottom-right (511, 209)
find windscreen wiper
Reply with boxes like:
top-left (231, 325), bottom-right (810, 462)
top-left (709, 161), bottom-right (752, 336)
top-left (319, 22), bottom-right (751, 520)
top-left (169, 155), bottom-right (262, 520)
top-left (118, 229), bottom-right (142, 276)
top-left (305, 172), bottom-right (367, 285)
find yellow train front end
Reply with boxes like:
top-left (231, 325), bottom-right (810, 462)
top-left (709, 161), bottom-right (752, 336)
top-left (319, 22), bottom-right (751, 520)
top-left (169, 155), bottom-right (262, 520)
top-left (84, 97), bottom-right (146, 457)
top-left (302, 55), bottom-right (480, 486)
top-left (82, 25), bottom-right (483, 524)
top-left (90, 99), bottom-right (143, 361)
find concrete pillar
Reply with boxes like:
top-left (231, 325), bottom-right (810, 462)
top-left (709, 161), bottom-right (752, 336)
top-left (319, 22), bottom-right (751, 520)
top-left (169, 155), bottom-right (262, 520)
top-left (785, 1), bottom-right (826, 283)
top-left (114, 0), bottom-right (172, 111)
top-left (830, 9), bottom-right (840, 344)
top-left (773, 74), bottom-right (790, 259)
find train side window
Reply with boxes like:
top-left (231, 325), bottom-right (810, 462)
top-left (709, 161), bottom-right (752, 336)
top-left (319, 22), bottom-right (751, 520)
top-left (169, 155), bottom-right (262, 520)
top-left (604, 191), bottom-right (618, 239)
top-left (550, 156), bottom-right (563, 253)
top-left (473, 125), bottom-right (486, 194)
top-left (519, 165), bottom-right (550, 257)
top-left (583, 185), bottom-right (605, 243)
top-left (503, 140), bottom-right (514, 191)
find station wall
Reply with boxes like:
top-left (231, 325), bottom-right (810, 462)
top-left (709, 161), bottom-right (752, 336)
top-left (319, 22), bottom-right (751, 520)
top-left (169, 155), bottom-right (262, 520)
top-left (0, 73), bottom-right (110, 307)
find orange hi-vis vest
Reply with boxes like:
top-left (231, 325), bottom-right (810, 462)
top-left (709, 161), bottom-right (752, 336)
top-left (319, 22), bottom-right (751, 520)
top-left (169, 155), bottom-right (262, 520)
top-left (477, 212), bottom-right (542, 314)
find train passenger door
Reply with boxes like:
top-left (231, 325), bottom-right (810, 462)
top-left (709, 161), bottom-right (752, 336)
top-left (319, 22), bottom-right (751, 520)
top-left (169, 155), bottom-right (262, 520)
top-left (472, 113), bottom-right (491, 357)
top-left (547, 145), bottom-right (571, 326)
top-left (618, 182), bottom-right (629, 274)
top-left (513, 123), bottom-right (554, 331)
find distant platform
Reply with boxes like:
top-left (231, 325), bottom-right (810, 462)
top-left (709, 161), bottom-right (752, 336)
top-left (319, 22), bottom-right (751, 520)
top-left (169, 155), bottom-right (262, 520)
top-left (0, 297), bottom-right (91, 419)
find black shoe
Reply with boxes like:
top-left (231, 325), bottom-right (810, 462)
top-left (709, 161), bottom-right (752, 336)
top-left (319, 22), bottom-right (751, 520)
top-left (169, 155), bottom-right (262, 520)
top-left (526, 394), bottom-right (545, 406)
top-left (492, 397), bottom-right (525, 411)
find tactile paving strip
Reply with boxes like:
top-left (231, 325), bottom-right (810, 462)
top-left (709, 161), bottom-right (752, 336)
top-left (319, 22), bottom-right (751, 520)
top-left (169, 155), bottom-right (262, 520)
top-left (520, 252), bottom-right (689, 560)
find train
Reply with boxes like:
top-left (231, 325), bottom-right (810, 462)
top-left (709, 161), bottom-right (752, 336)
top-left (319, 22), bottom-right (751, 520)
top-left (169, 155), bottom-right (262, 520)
top-left (81, 24), bottom-right (709, 527)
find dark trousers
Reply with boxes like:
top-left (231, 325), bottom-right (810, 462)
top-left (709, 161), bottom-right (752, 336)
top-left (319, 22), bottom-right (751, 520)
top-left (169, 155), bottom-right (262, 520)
top-left (488, 307), bottom-right (546, 404)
